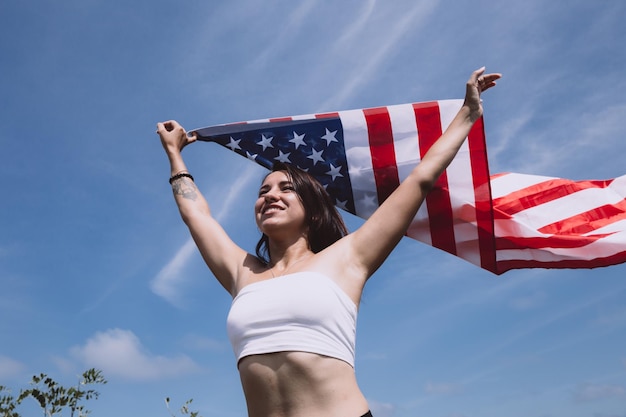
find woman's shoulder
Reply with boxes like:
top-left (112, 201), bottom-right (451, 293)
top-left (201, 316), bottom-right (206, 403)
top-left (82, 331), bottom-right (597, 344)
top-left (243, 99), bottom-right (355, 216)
top-left (231, 253), bottom-right (272, 295)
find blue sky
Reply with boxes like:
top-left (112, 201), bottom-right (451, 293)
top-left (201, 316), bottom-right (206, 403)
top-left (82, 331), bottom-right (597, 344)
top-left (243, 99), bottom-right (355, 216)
top-left (1, 1), bottom-right (626, 416)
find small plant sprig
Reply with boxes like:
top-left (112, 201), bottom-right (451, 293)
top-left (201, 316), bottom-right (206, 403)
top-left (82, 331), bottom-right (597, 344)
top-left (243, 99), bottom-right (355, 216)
top-left (165, 397), bottom-right (202, 417)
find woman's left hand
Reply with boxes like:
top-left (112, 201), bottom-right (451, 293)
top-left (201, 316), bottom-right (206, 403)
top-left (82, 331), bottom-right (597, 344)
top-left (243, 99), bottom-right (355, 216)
top-left (156, 120), bottom-right (197, 155)
top-left (465, 67), bottom-right (502, 121)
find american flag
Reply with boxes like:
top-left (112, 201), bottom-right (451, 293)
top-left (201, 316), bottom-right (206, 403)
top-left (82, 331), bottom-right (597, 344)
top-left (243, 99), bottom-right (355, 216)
top-left (194, 100), bottom-right (626, 275)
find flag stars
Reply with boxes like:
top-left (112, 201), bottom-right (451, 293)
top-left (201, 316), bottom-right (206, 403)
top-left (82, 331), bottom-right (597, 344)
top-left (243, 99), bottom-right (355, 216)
top-left (326, 163), bottom-right (343, 181)
top-left (322, 128), bottom-right (338, 146)
top-left (274, 150), bottom-right (292, 163)
top-left (289, 131), bottom-right (306, 149)
top-left (246, 151), bottom-right (258, 161)
top-left (335, 199), bottom-right (348, 210)
top-left (257, 134), bottom-right (274, 151)
top-left (307, 148), bottom-right (324, 165)
top-left (360, 194), bottom-right (378, 209)
top-left (226, 137), bottom-right (242, 151)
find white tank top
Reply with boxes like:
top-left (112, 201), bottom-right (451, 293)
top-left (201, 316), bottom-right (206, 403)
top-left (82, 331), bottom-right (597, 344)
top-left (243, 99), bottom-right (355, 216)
top-left (226, 271), bottom-right (357, 367)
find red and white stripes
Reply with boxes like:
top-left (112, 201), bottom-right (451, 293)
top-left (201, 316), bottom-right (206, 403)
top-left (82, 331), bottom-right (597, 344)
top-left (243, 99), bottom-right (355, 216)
top-left (491, 173), bottom-right (626, 273)
top-left (339, 100), bottom-right (496, 272)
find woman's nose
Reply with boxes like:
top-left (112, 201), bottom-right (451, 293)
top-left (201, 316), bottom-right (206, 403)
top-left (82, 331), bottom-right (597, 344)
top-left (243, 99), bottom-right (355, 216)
top-left (264, 189), bottom-right (279, 201)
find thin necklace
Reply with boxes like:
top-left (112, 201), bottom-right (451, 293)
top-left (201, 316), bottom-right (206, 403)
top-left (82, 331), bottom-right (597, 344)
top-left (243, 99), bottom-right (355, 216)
top-left (267, 254), bottom-right (311, 278)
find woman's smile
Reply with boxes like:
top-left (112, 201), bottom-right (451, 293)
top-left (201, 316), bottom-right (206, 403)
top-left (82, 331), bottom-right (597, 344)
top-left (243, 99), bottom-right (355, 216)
top-left (263, 205), bottom-right (283, 214)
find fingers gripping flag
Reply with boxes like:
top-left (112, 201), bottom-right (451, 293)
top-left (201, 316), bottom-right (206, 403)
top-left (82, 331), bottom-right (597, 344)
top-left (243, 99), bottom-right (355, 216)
top-left (193, 100), bottom-right (626, 275)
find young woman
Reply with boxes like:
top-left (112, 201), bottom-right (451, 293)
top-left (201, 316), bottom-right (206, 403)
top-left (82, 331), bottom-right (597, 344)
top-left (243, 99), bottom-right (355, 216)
top-left (156, 67), bottom-right (500, 417)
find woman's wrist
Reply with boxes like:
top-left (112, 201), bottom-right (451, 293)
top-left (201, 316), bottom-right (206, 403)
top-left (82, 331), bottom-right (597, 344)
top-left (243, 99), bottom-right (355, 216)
top-left (169, 172), bottom-right (194, 184)
top-left (461, 99), bottom-right (482, 123)
top-left (167, 154), bottom-right (189, 177)
top-left (163, 142), bottom-right (183, 157)
top-left (457, 103), bottom-right (479, 125)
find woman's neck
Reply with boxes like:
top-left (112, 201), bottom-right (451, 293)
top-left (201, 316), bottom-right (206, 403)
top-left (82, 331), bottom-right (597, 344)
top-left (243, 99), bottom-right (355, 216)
top-left (267, 238), bottom-right (313, 276)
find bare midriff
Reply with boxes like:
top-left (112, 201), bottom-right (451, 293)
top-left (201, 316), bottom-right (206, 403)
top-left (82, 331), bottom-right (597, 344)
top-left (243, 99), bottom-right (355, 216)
top-left (237, 351), bottom-right (369, 417)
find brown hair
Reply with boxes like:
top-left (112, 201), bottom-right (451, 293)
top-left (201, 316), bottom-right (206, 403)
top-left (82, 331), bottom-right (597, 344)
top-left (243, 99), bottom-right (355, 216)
top-left (255, 162), bottom-right (348, 263)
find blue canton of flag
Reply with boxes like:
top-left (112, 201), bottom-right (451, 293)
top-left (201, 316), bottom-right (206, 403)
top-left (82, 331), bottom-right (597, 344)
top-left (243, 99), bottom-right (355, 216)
top-left (195, 118), bottom-right (356, 213)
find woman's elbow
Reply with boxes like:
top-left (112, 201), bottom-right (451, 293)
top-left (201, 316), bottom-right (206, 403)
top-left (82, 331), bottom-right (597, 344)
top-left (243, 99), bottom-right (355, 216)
top-left (410, 167), bottom-right (439, 194)
top-left (417, 178), bottom-right (438, 196)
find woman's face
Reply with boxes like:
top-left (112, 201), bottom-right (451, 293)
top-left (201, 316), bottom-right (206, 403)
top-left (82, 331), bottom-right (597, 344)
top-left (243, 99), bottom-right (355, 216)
top-left (255, 171), bottom-right (307, 235)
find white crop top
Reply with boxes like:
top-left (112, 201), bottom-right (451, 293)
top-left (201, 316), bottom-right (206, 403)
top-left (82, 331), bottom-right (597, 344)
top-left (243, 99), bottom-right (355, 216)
top-left (226, 272), bottom-right (357, 367)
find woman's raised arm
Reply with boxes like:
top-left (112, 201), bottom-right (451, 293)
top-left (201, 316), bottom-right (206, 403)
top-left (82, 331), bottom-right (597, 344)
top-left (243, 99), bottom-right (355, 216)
top-left (156, 120), bottom-right (248, 294)
top-left (346, 68), bottom-right (501, 278)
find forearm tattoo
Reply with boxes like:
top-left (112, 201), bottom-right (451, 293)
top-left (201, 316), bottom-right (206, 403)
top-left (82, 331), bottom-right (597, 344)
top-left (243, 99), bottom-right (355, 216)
top-left (171, 177), bottom-right (198, 201)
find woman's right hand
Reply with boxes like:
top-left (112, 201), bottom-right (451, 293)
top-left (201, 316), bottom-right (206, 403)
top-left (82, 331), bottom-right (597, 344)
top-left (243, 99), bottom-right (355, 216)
top-left (464, 67), bottom-right (501, 122)
top-left (156, 120), bottom-right (197, 154)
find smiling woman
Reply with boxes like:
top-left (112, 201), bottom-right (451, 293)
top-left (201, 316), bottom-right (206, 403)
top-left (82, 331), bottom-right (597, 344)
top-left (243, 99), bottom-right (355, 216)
top-left (156, 67), bottom-right (500, 417)
top-left (254, 163), bottom-right (348, 265)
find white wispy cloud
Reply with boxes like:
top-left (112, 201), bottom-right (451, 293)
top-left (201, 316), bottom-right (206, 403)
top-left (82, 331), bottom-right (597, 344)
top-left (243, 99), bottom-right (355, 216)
top-left (486, 110), bottom-right (535, 173)
top-left (179, 333), bottom-right (227, 352)
top-left (331, 0), bottom-right (377, 48)
top-left (0, 355), bottom-right (24, 379)
top-left (592, 304), bottom-right (626, 329)
top-left (425, 381), bottom-right (466, 396)
top-left (150, 239), bottom-right (198, 308)
top-left (252, 0), bottom-right (318, 69)
top-left (472, 287), bottom-right (620, 362)
top-left (320, 1), bottom-right (440, 109)
top-left (511, 102), bottom-right (626, 179)
top-left (70, 329), bottom-right (201, 381)
top-left (572, 382), bottom-right (626, 403)
top-left (509, 289), bottom-right (547, 311)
